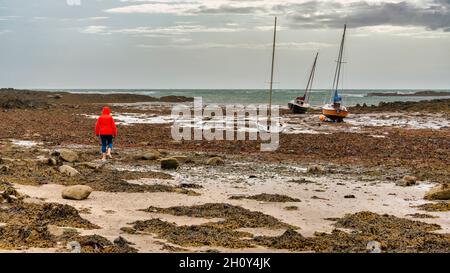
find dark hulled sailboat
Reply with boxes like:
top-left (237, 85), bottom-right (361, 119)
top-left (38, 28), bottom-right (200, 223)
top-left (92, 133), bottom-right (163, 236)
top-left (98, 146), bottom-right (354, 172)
top-left (288, 52), bottom-right (319, 114)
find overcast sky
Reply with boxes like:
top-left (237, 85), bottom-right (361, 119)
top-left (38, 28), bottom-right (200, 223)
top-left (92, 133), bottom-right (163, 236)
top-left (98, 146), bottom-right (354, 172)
top-left (0, 0), bottom-right (449, 89)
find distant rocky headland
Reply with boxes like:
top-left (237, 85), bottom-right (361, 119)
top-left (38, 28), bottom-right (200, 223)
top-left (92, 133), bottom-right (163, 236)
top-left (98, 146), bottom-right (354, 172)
top-left (366, 91), bottom-right (450, 97)
top-left (0, 88), bottom-right (194, 109)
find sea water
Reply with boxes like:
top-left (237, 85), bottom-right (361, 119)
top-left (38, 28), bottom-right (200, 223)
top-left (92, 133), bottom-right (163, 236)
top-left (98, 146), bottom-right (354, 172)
top-left (35, 89), bottom-right (450, 107)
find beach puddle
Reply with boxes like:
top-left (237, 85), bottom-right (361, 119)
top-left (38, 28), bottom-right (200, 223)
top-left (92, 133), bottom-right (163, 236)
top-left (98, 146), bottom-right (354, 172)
top-left (10, 140), bottom-right (42, 148)
top-left (84, 110), bottom-right (449, 134)
top-left (347, 112), bottom-right (450, 129)
top-left (83, 113), bottom-right (174, 125)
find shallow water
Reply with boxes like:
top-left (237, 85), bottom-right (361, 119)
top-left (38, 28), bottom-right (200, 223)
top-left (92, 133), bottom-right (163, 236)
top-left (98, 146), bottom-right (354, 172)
top-left (10, 139), bottom-right (42, 147)
top-left (84, 110), bottom-right (449, 132)
top-left (38, 89), bottom-right (450, 107)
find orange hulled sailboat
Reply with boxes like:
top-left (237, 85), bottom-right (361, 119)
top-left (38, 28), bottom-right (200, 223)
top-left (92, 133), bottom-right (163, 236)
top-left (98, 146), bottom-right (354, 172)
top-left (322, 24), bottom-right (349, 122)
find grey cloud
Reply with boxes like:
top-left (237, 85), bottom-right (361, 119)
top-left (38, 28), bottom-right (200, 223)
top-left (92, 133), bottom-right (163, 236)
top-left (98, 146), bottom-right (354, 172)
top-left (278, 1), bottom-right (450, 31)
top-left (194, 4), bottom-right (267, 14)
top-left (184, 0), bottom-right (450, 31)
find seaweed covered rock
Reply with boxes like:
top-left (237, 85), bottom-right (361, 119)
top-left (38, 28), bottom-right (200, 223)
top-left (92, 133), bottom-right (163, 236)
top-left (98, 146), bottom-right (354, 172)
top-left (424, 183), bottom-right (450, 200)
top-left (0, 182), bottom-right (22, 204)
top-left (416, 202), bottom-right (450, 212)
top-left (397, 175), bottom-right (417, 187)
top-left (206, 157), bottom-right (224, 166)
top-left (307, 165), bottom-right (325, 175)
top-left (46, 158), bottom-right (57, 166)
top-left (172, 156), bottom-right (190, 163)
top-left (135, 150), bottom-right (160, 161)
top-left (0, 165), bottom-right (10, 174)
top-left (230, 194), bottom-right (301, 203)
top-left (254, 211), bottom-right (450, 253)
top-left (68, 235), bottom-right (138, 253)
top-left (161, 158), bottom-right (179, 170)
top-left (62, 185), bottom-right (93, 200)
top-left (0, 223), bottom-right (56, 249)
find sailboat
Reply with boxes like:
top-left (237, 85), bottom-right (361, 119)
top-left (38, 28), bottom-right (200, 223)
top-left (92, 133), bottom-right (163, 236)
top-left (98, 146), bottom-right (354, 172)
top-left (288, 52), bottom-right (318, 114)
top-left (322, 24), bottom-right (349, 122)
top-left (256, 16), bottom-right (285, 133)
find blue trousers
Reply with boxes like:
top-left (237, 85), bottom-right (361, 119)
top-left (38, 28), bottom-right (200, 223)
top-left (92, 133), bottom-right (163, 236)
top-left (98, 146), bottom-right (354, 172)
top-left (100, 135), bottom-right (113, 153)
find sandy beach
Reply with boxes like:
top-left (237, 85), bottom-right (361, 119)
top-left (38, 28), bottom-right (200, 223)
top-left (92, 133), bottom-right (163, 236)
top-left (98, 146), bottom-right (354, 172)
top-left (0, 89), bottom-right (449, 253)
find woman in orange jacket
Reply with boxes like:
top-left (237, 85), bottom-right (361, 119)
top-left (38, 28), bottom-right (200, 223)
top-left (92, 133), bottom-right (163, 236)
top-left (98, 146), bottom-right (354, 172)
top-left (95, 106), bottom-right (117, 161)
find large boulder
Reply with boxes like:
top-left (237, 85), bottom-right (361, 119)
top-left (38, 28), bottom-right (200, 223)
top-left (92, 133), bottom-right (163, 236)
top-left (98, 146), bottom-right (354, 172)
top-left (135, 150), bottom-right (160, 161)
top-left (206, 157), bottom-right (224, 166)
top-left (161, 158), bottom-right (179, 170)
top-left (59, 149), bottom-right (78, 163)
top-left (424, 184), bottom-right (450, 200)
top-left (62, 185), bottom-right (93, 200)
top-left (59, 165), bottom-right (80, 177)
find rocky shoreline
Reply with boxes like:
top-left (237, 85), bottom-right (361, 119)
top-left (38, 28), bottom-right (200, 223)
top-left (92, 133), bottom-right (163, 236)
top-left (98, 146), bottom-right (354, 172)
top-left (366, 91), bottom-right (450, 97)
top-left (0, 89), bottom-right (449, 253)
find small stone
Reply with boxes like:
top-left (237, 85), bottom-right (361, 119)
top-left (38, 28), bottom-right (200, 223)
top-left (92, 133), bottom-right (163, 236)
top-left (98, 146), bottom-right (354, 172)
top-left (284, 206), bottom-right (298, 211)
top-left (39, 157), bottom-right (57, 166)
top-left (120, 227), bottom-right (137, 234)
top-left (59, 165), bottom-right (80, 177)
top-left (48, 94), bottom-right (63, 99)
top-left (47, 158), bottom-right (57, 166)
top-left (344, 195), bottom-right (356, 199)
top-left (135, 150), bottom-right (160, 160)
top-left (67, 241), bottom-right (81, 253)
top-left (397, 175), bottom-right (417, 187)
top-left (366, 241), bottom-right (382, 253)
top-left (424, 183), bottom-right (450, 200)
top-left (207, 157), bottom-right (224, 166)
top-left (307, 165), bottom-right (325, 174)
top-left (47, 225), bottom-right (64, 237)
top-left (62, 185), bottom-right (93, 200)
top-left (172, 156), bottom-right (189, 163)
top-left (158, 150), bottom-right (169, 156)
top-left (160, 158), bottom-right (180, 170)
top-left (81, 162), bottom-right (102, 170)
top-left (0, 165), bottom-right (10, 173)
top-left (59, 149), bottom-right (78, 163)
top-left (114, 236), bottom-right (135, 247)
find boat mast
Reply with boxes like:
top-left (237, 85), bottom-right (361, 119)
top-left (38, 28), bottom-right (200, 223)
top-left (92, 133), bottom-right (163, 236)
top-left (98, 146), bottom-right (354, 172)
top-left (268, 16), bottom-right (277, 129)
top-left (304, 52), bottom-right (319, 102)
top-left (331, 24), bottom-right (347, 99)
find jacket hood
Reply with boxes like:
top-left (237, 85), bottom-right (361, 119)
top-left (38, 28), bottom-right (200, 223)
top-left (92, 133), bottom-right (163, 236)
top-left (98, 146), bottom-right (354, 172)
top-left (102, 107), bottom-right (111, 115)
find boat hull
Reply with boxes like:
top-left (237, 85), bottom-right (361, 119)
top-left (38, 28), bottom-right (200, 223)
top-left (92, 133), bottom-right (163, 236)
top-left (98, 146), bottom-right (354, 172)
top-left (288, 101), bottom-right (309, 114)
top-left (322, 104), bottom-right (349, 122)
